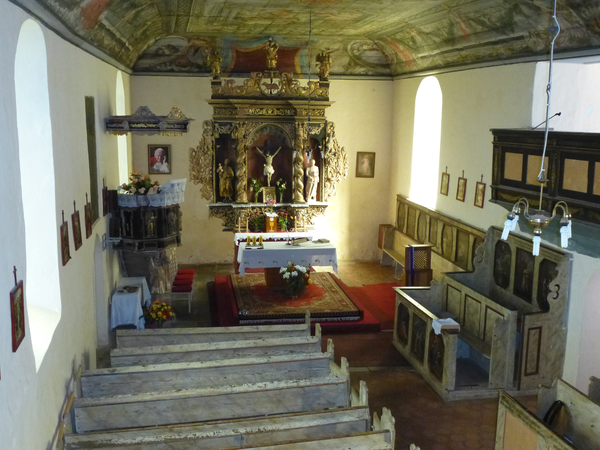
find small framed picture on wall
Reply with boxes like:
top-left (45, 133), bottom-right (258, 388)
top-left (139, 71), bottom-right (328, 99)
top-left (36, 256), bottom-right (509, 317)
top-left (148, 145), bottom-right (171, 174)
top-left (456, 174), bottom-right (467, 202)
top-left (10, 280), bottom-right (25, 352)
top-left (356, 152), bottom-right (375, 178)
top-left (440, 171), bottom-right (450, 196)
top-left (474, 177), bottom-right (486, 208)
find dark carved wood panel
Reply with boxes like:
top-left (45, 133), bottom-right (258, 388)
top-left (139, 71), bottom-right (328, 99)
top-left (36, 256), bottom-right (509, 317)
top-left (396, 302), bottom-right (410, 346)
top-left (493, 240), bottom-right (512, 289)
top-left (537, 259), bottom-right (558, 312)
top-left (514, 247), bottom-right (535, 303)
top-left (456, 229), bottom-right (470, 270)
top-left (428, 330), bottom-right (445, 382)
top-left (411, 314), bottom-right (427, 363)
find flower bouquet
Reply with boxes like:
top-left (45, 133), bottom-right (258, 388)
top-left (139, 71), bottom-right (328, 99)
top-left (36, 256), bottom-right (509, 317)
top-left (120, 172), bottom-right (160, 195)
top-left (276, 178), bottom-right (287, 203)
top-left (280, 261), bottom-right (311, 298)
top-left (143, 300), bottom-right (175, 328)
top-left (278, 211), bottom-right (292, 231)
top-left (249, 178), bottom-right (262, 203)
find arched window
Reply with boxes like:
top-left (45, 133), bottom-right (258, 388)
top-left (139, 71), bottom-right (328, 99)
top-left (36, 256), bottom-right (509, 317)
top-left (409, 76), bottom-right (443, 209)
top-left (116, 71), bottom-right (129, 184)
top-left (15, 19), bottom-right (61, 370)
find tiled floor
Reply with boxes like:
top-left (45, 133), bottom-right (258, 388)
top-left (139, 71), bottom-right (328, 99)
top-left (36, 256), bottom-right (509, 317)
top-left (110, 260), bottom-right (536, 450)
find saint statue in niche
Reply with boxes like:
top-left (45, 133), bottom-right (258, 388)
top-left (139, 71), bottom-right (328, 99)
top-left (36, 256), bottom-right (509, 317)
top-left (217, 159), bottom-right (235, 201)
top-left (255, 146), bottom-right (281, 186)
top-left (305, 159), bottom-right (319, 202)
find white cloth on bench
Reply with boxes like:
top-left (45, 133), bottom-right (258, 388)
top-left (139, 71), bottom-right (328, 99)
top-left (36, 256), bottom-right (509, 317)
top-left (432, 318), bottom-right (460, 335)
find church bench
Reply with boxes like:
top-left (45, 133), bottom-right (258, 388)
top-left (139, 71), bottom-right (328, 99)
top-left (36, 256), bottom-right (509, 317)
top-left (393, 226), bottom-right (571, 400)
top-left (110, 334), bottom-right (322, 367)
top-left (116, 316), bottom-right (313, 348)
top-left (73, 368), bottom-right (351, 432)
top-left (65, 406), bottom-right (372, 449)
top-left (81, 352), bottom-right (334, 397)
top-left (380, 227), bottom-right (405, 279)
top-left (225, 431), bottom-right (393, 450)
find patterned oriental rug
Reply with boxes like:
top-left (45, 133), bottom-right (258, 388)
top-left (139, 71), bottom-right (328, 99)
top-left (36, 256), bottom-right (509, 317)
top-left (231, 272), bottom-right (363, 325)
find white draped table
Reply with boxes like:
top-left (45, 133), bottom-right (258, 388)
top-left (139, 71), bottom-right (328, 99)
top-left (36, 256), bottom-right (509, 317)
top-left (111, 277), bottom-right (152, 329)
top-left (237, 241), bottom-right (338, 276)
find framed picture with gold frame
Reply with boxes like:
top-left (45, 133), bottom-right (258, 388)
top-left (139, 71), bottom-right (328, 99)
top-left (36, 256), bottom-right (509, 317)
top-left (440, 172), bottom-right (450, 196)
top-left (456, 176), bottom-right (467, 202)
top-left (474, 181), bottom-right (486, 208)
top-left (356, 152), bottom-right (375, 178)
top-left (10, 280), bottom-right (25, 352)
top-left (72, 202), bottom-right (83, 251)
top-left (60, 212), bottom-right (71, 266)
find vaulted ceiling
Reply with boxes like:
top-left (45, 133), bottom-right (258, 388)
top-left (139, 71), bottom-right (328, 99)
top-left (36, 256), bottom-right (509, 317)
top-left (11, 0), bottom-right (600, 77)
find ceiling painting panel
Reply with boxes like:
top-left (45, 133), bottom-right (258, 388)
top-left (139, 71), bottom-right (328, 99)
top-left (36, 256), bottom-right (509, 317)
top-left (11, 0), bottom-right (600, 77)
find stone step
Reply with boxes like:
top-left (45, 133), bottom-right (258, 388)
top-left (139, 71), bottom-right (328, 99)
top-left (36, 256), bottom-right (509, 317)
top-left (116, 319), bottom-right (315, 349)
top-left (73, 376), bottom-right (350, 433)
top-left (110, 335), bottom-right (322, 367)
top-left (65, 406), bottom-right (371, 449)
top-left (82, 352), bottom-right (333, 398)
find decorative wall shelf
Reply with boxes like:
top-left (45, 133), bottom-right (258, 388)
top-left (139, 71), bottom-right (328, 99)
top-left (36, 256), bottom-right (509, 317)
top-left (106, 106), bottom-right (194, 136)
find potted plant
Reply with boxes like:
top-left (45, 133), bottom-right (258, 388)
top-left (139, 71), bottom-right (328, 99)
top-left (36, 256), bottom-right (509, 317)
top-left (248, 211), bottom-right (265, 232)
top-left (119, 172), bottom-right (160, 207)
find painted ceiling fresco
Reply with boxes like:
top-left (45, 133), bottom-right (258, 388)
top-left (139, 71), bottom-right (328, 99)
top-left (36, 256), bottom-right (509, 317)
top-left (13, 0), bottom-right (600, 77)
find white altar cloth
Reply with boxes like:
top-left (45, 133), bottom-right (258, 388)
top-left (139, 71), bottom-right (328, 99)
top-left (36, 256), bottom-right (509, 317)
top-left (234, 231), bottom-right (315, 245)
top-left (237, 241), bottom-right (338, 276)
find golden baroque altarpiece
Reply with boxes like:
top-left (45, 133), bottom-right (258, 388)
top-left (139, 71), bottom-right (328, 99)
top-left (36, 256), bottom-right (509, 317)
top-left (189, 43), bottom-right (348, 229)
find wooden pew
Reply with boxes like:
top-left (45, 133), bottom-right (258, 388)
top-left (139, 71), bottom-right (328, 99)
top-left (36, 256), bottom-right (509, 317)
top-left (110, 333), bottom-right (322, 367)
top-left (116, 315), bottom-right (313, 349)
top-left (73, 356), bottom-right (351, 433)
top-left (82, 352), bottom-right (333, 398)
top-left (496, 379), bottom-right (600, 450)
top-left (65, 406), bottom-right (372, 449)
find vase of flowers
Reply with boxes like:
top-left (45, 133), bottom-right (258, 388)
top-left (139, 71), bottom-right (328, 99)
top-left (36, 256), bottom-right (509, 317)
top-left (278, 211), bottom-right (292, 231)
top-left (280, 261), bottom-right (311, 298)
top-left (119, 172), bottom-right (161, 207)
top-left (248, 211), bottom-right (265, 232)
top-left (143, 300), bottom-right (175, 328)
top-left (276, 178), bottom-right (287, 203)
top-left (249, 178), bottom-right (262, 203)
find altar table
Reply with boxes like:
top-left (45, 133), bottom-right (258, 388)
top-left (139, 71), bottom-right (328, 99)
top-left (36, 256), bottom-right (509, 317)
top-left (233, 232), bottom-right (316, 274)
top-left (111, 277), bottom-right (151, 329)
top-left (237, 241), bottom-right (338, 276)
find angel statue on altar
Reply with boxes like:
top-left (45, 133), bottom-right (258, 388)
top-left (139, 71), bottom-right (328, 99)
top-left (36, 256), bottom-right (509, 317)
top-left (255, 146), bottom-right (281, 186)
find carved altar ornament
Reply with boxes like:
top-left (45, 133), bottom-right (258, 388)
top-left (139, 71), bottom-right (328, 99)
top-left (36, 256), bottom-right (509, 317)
top-left (212, 71), bottom-right (329, 100)
top-left (207, 49), bottom-right (222, 79)
top-left (316, 51), bottom-right (332, 81)
top-left (189, 120), bottom-right (215, 200)
top-left (266, 37), bottom-right (279, 70)
top-left (233, 122), bottom-right (249, 203)
top-left (305, 159), bottom-right (319, 202)
top-left (323, 122), bottom-right (349, 201)
top-left (293, 123), bottom-right (306, 203)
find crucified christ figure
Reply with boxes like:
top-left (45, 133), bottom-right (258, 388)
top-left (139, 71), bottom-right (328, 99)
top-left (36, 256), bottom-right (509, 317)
top-left (255, 146), bottom-right (281, 186)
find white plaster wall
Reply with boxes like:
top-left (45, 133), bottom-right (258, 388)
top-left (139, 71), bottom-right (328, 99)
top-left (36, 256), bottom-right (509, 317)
top-left (531, 60), bottom-right (600, 390)
top-left (130, 77), bottom-right (394, 263)
top-left (532, 61), bottom-right (600, 131)
top-left (0, 3), bottom-right (123, 449)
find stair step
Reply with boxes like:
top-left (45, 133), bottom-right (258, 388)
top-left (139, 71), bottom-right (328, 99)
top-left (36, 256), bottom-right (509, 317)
top-left (228, 431), bottom-right (393, 450)
top-left (110, 336), bottom-right (322, 367)
top-left (82, 353), bottom-right (333, 397)
top-left (65, 407), bottom-right (370, 449)
top-left (73, 376), bottom-right (350, 433)
top-left (116, 323), bottom-right (312, 348)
